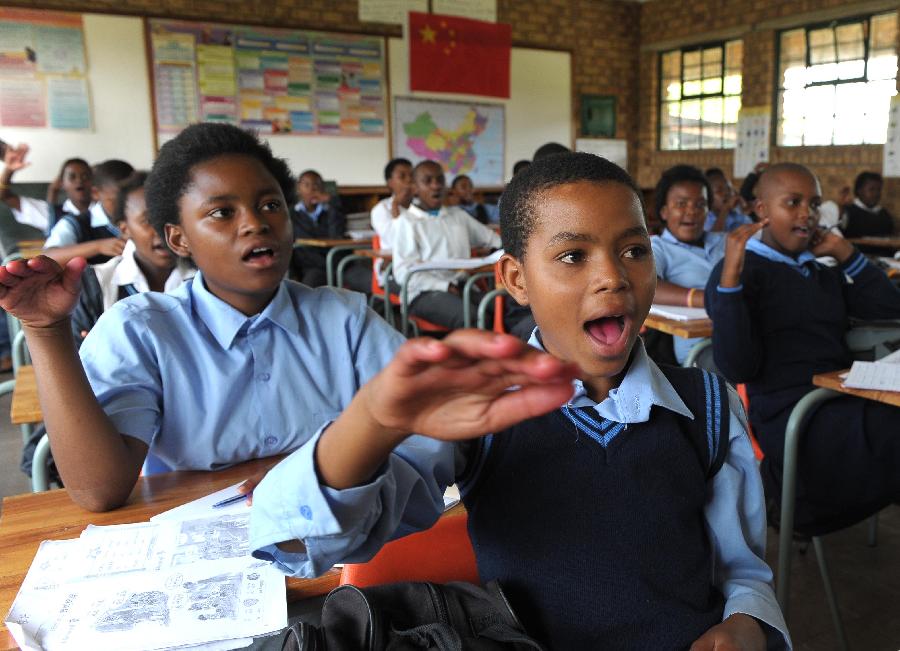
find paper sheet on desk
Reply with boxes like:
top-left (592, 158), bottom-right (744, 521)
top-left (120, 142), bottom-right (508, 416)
top-left (649, 304), bottom-right (709, 321)
top-left (5, 512), bottom-right (284, 651)
top-left (151, 483), bottom-right (251, 522)
top-left (843, 360), bottom-right (900, 391)
top-left (409, 249), bottom-right (503, 272)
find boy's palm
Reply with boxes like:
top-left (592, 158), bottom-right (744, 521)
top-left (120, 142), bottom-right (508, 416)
top-left (0, 256), bottom-right (85, 328)
top-left (3, 143), bottom-right (29, 172)
top-left (364, 331), bottom-right (579, 441)
top-left (721, 220), bottom-right (767, 286)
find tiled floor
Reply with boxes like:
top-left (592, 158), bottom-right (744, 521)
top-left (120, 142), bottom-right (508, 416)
top-left (0, 370), bottom-right (897, 649)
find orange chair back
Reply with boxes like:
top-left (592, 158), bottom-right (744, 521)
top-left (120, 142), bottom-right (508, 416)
top-left (493, 263), bottom-right (506, 334)
top-left (339, 512), bottom-right (479, 588)
top-left (736, 383), bottom-right (764, 461)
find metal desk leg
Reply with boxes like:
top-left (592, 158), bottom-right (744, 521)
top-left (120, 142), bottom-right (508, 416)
top-left (31, 433), bottom-right (52, 492)
top-left (461, 271), bottom-right (494, 328)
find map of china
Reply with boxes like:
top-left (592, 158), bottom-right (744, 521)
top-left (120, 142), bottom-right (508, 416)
top-left (403, 108), bottom-right (488, 175)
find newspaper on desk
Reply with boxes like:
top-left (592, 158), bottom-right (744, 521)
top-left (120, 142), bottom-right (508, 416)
top-left (5, 512), bottom-right (286, 651)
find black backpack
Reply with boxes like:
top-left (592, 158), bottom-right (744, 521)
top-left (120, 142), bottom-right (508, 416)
top-left (281, 580), bottom-right (544, 651)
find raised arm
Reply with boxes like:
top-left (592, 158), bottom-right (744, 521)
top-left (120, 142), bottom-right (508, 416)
top-left (0, 143), bottom-right (29, 212)
top-left (43, 238), bottom-right (126, 265)
top-left (704, 222), bottom-right (767, 383)
top-left (0, 256), bottom-right (147, 511)
top-left (250, 330), bottom-right (578, 575)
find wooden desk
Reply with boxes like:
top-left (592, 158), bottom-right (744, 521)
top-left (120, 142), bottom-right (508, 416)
top-left (643, 314), bottom-right (713, 339)
top-left (847, 236), bottom-right (900, 250)
top-left (354, 248), bottom-right (392, 262)
top-left (0, 458), bottom-right (340, 651)
top-left (294, 237), bottom-right (371, 248)
top-left (812, 369), bottom-right (900, 408)
top-left (9, 366), bottom-right (40, 425)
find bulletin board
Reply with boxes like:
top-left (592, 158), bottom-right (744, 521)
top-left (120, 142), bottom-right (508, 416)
top-left (147, 19), bottom-right (388, 146)
top-left (0, 8), bottom-right (91, 129)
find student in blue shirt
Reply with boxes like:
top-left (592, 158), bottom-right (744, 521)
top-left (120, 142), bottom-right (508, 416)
top-left (705, 167), bottom-right (753, 232)
top-left (0, 123), bottom-right (404, 513)
top-left (43, 159), bottom-right (133, 266)
top-left (250, 153), bottom-right (790, 650)
top-left (651, 165), bottom-right (726, 364)
top-left (449, 174), bottom-right (499, 224)
top-left (706, 163), bottom-right (900, 535)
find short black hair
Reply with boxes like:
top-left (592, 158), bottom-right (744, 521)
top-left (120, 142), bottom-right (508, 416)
top-left (114, 171), bottom-right (149, 224)
top-left (512, 159), bottom-right (531, 176)
top-left (705, 167), bottom-right (726, 181)
top-left (145, 122), bottom-right (296, 241)
top-left (413, 159), bottom-right (443, 178)
top-left (499, 152), bottom-right (643, 260)
top-left (59, 157), bottom-right (90, 177)
top-left (384, 157), bottom-right (412, 181)
top-left (298, 169), bottom-right (322, 183)
top-left (854, 171), bottom-right (882, 196)
top-left (451, 174), bottom-right (471, 189)
top-left (533, 142), bottom-right (570, 160)
top-left (92, 159), bottom-right (134, 189)
top-left (654, 165), bottom-right (712, 220)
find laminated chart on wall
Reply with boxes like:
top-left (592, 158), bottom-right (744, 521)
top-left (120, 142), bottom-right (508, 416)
top-left (0, 8), bottom-right (90, 129)
top-left (148, 19), bottom-right (386, 146)
top-left (883, 96), bottom-right (900, 178)
top-left (733, 107), bottom-right (771, 179)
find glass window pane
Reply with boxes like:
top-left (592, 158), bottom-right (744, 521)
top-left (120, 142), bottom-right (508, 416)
top-left (683, 79), bottom-right (702, 96)
top-left (725, 40), bottom-right (743, 73)
top-left (837, 59), bottom-right (864, 80)
top-left (681, 99), bottom-right (701, 150)
top-left (661, 102), bottom-right (681, 150)
top-left (808, 62), bottom-right (838, 83)
top-left (723, 123), bottom-right (737, 148)
top-left (868, 53), bottom-right (898, 81)
top-left (724, 96), bottom-right (741, 123)
top-left (663, 80), bottom-right (682, 101)
top-left (780, 29), bottom-right (806, 62)
top-left (702, 77), bottom-right (722, 94)
top-left (684, 50), bottom-right (701, 69)
top-left (833, 82), bottom-right (866, 144)
top-left (862, 79), bottom-right (897, 143)
top-left (724, 73), bottom-right (742, 95)
top-left (701, 97), bottom-right (723, 148)
top-left (804, 85), bottom-right (836, 145)
top-left (869, 12), bottom-right (898, 51)
top-left (781, 63), bottom-right (806, 89)
top-left (835, 23), bottom-right (864, 61)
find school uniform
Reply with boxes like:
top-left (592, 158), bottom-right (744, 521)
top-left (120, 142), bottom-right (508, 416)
top-left (650, 229), bottom-right (726, 363)
top-left (840, 198), bottom-right (895, 238)
top-left (71, 239), bottom-right (195, 346)
top-left (78, 274), bottom-right (404, 471)
top-left (369, 197), bottom-right (406, 287)
top-left (290, 200), bottom-right (347, 287)
top-left (249, 336), bottom-right (790, 650)
top-left (704, 208), bottom-right (752, 232)
top-left (393, 203), bottom-right (501, 329)
top-left (705, 240), bottom-right (900, 535)
top-left (12, 196), bottom-right (85, 235)
top-left (43, 202), bottom-right (121, 264)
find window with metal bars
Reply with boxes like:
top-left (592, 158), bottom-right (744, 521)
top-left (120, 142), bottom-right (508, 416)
top-left (658, 40), bottom-right (743, 151)
top-left (777, 11), bottom-right (898, 146)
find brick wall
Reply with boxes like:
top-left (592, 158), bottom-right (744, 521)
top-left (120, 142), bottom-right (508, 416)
top-left (638, 0), bottom-right (900, 220)
top-left (3, 0), bottom-right (641, 167)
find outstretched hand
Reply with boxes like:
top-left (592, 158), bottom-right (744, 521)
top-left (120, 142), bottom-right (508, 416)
top-left (0, 256), bottom-right (86, 328)
top-left (720, 220), bottom-right (768, 287)
top-left (2, 143), bottom-right (29, 173)
top-left (363, 330), bottom-right (580, 442)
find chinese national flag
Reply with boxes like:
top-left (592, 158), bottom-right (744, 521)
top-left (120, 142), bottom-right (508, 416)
top-left (409, 12), bottom-right (511, 98)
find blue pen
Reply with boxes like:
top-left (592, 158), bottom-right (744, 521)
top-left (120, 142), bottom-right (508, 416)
top-left (212, 492), bottom-right (251, 508)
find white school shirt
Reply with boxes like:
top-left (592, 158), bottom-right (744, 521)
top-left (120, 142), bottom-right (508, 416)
top-left (91, 239), bottom-right (196, 311)
top-left (369, 197), bottom-right (407, 286)
top-left (392, 204), bottom-right (501, 301)
top-left (12, 197), bottom-right (83, 233)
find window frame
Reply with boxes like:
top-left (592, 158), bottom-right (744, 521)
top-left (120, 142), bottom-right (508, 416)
top-left (774, 10), bottom-right (898, 147)
top-left (656, 38), bottom-right (743, 151)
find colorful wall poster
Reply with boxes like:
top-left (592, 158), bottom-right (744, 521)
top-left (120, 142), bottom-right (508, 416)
top-left (147, 19), bottom-right (387, 141)
top-left (0, 8), bottom-right (90, 129)
top-left (392, 97), bottom-right (505, 186)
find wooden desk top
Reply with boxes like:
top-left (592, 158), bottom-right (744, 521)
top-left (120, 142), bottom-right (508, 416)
top-left (354, 248), bottom-right (392, 260)
top-left (812, 369), bottom-right (900, 408)
top-left (0, 458), bottom-right (340, 651)
top-left (294, 237), bottom-right (372, 248)
top-left (9, 366), bottom-right (40, 425)
top-left (847, 236), bottom-right (900, 250)
top-left (643, 314), bottom-right (713, 339)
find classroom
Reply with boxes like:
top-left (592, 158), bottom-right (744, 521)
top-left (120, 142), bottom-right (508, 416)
top-left (0, 0), bottom-right (899, 650)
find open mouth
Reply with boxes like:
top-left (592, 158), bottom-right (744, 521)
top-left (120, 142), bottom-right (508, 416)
top-left (584, 314), bottom-right (630, 357)
top-left (242, 246), bottom-right (276, 265)
top-left (791, 225), bottom-right (811, 238)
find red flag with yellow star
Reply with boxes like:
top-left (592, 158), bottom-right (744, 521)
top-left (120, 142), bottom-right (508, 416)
top-left (408, 11), bottom-right (511, 98)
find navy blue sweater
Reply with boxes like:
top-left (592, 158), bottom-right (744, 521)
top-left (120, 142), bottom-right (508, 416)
top-left (463, 366), bottom-right (730, 650)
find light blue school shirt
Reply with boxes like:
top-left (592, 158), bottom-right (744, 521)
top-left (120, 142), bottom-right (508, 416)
top-left (295, 201), bottom-right (326, 222)
top-left (459, 202), bottom-right (500, 224)
top-left (705, 209), bottom-right (753, 232)
top-left (249, 334), bottom-right (790, 648)
top-left (651, 229), bottom-right (726, 364)
top-left (79, 273), bottom-right (404, 470)
top-left (44, 202), bottom-right (120, 248)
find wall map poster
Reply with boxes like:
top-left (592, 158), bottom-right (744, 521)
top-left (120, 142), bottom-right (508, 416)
top-left (148, 19), bottom-right (386, 144)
